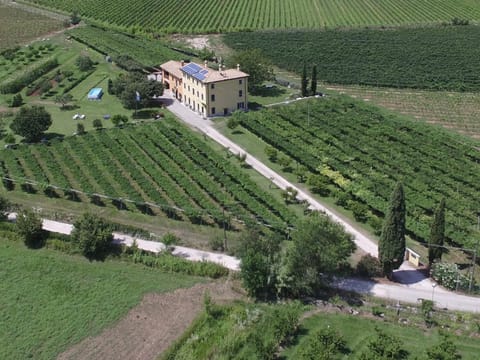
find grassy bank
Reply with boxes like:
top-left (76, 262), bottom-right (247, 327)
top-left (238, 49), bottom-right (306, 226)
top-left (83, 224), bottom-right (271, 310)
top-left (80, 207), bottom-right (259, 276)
top-left (0, 225), bottom-right (202, 359)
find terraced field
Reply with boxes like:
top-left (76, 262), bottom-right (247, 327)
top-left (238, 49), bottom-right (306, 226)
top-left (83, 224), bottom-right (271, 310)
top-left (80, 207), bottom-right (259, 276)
top-left (25, 0), bottom-right (480, 33)
top-left (0, 119), bottom-right (296, 231)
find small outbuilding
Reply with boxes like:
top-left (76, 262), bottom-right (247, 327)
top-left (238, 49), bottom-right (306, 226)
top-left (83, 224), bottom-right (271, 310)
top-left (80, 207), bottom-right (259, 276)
top-left (88, 87), bottom-right (103, 100)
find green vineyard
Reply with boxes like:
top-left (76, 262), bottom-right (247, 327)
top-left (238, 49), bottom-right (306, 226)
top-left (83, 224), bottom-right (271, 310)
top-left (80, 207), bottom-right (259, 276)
top-left (237, 97), bottom-right (480, 247)
top-left (0, 120), bottom-right (296, 231)
top-left (26, 0), bottom-right (480, 33)
top-left (224, 26), bottom-right (480, 91)
top-left (66, 26), bottom-right (182, 67)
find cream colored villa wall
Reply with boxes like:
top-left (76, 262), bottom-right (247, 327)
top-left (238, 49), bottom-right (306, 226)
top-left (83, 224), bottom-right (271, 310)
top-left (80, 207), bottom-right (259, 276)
top-left (183, 75), bottom-right (208, 115)
top-left (205, 77), bottom-right (248, 116)
top-left (183, 74), bottom-right (248, 117)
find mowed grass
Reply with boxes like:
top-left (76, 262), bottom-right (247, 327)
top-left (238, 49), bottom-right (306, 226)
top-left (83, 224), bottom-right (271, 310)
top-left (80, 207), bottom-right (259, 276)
top-left (0, 228), bottom-right (202, 360)
top-left (0, 4), bottom-right (64, 48)
top-left (25, 0), bottom-right (480, 33)
top-left (325, 84), bottom-right (480, 140)
top-left (283, 313), bottom-right (480, 359)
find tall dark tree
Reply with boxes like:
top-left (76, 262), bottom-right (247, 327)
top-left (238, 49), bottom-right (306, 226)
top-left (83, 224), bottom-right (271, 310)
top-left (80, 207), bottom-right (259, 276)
top-left (10, 93), bottom-right (23, 107)
top-left (301, 63), bottom-right (308, 97)
top-left (428, 198), bottom-right (446, 267)
top-left (310, 64), bottom-right (318, 95)
top-left (10, 106), bottom-right (52, 142)
top-left (379, 182), bottom-right (406, 277)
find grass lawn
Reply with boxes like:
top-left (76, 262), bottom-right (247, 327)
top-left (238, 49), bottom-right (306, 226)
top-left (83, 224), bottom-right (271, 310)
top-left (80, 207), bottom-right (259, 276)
top-left (248, 83), bottom-right (299, 108)
top-left (282, 312), bottom-right (480, 359)
top-left (0, 226), bottom-right (203, 360)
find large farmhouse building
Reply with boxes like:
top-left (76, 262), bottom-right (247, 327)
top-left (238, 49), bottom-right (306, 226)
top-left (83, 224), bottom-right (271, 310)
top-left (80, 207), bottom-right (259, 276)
top-left (160, 60), bottom-right (248, 117)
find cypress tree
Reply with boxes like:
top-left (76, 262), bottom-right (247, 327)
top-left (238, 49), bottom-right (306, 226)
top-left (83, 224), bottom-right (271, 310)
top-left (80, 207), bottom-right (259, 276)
top-left (428, 198), bottom-right (446, 267)
top-left (310, 64), bottom-right (317, 95)
top-left (301, 63), bottom-right (308, 97)
top-left (379, 182), bottom-right (406, 277)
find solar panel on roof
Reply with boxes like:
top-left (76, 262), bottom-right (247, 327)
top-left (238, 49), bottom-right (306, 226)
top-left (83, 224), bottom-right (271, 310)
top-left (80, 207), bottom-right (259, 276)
top-left (181, 63), bottom-right (209, 81)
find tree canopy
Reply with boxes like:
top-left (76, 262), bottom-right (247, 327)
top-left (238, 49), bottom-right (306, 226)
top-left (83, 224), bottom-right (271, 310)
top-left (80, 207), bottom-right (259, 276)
top-left (111, 72), bottom-right (163, 109)
top-left (16, 209), bottom-right (44, 248)
top-left (71, 213), bottom-right (113, 260)
top-left (277, 212), bottom-right (355, 296)
top-left (10, 106), bottom-right (52, 142)
top-left (229, 49), bottom-right (274, 91)
top-left (54, 93), bottom-right (73, 109)
top-left (379, 182), bottom-right (406, 276)
top-left (75, 55), bottom-right (94, 71)
top-left (239, 228), bottom-right (281, 299)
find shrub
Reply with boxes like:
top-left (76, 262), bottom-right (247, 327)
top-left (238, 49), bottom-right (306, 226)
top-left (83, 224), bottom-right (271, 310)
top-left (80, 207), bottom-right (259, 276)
top-left (71, 213), bottom-right (113, 260)
top-left (209, 234), bottom-right (225, 251)
top-left (431, 262), bottom-right (470, 291)
top-left (92, 118), bottom-right (103, 130)
top-left (75, 55), bottom-right (94, 71)
top-left (264, 145), bottom-right (278, 162)
top-left (350, 201), bottom-right (369, 222)
top-left (356, 254), bottom-right (383, 277)
top-left (3, 133), bottom-right (15, 144)
top-left (132, 252), bottom-right (229, 278)
top-left (162, 232), bottom-right (179, 246)
top-left (9, 93), bottom-right (23, 107)
top-left (16, 209), bottom-right (44, 248)
top-left (0, 57), bottom-right (58, 94)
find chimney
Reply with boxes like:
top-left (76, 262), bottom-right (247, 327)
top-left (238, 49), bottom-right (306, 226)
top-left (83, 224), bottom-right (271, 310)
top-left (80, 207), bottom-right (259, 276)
top-left (204, 60), bottom-right (208, 68)
top-left (181, 60), bottom-right (185, 67)
top-left (236, 63), bottom-right (240, 71)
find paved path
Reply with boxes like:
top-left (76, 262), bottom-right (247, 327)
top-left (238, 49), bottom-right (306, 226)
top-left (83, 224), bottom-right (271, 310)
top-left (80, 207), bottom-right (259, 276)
top-left (7, 213), bottom-right (240, 271)
top-left (335, 277), bottom-right (480, 313)
top-left (7, 212), bottom-right (479, 312)
top-left (163, 95), bottom-right (480, 312)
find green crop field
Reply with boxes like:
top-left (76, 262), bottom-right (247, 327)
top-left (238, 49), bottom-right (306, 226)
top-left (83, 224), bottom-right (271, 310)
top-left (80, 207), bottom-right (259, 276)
top-left (229, 96), bottom-right (480, 249)
top-left (224, 25), bottom-right (480, 92)
top-left (67, 25), bottom-right (183, 67)
top-left (0, 3), bottom-right (64, 48)
top-left (0, 119), bottom-right (296, 230)
top-left (0, 225), bottom-right (201, 360)
top-left (325, 84), bottom-right (480, 139)
top-left (24, 0), bottom-right (480, 33)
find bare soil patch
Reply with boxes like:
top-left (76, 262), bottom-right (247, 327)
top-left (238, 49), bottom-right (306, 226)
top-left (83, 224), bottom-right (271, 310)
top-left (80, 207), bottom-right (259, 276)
top-left (57, 281), bottom-right (244, 360)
